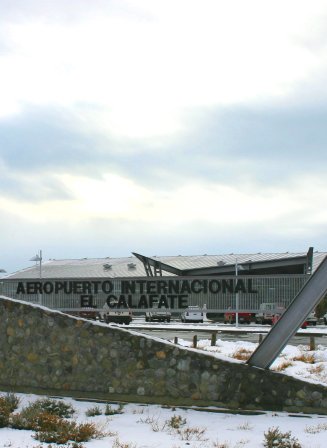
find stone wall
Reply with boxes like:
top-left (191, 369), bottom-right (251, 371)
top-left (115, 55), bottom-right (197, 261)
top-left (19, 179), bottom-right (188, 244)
top-left (1, 296), bottom-right (327, 414)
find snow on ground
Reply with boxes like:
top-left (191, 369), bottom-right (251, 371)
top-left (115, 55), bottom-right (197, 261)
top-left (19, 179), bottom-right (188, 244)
top-left (175, 336), bottom-right (327, 387)
top-left (1, 391), bottom-right (327, 448)
top-left (1, 337), bottom-right (327, 448)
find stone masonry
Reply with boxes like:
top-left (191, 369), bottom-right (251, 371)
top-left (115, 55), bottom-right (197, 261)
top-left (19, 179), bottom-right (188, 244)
top-left (1, 296), bottom-right (327, 414)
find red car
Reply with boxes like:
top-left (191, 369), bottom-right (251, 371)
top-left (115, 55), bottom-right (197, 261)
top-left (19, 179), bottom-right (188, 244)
top-left (224, 311), bottom-right (252, 324)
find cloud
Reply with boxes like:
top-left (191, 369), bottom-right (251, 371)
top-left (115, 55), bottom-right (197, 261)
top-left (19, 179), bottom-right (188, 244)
top-left (0, 170), bottom-right (72, 202)
top-left (176, 102), bottom-right (327, 180)
top-left (1, 1), bottom-right (327, 273)
top-left (1, 0), bottom-right (327, 137)
top-left (0, 107), bottom-right (99, 171)
top-left (1, 97), bottom-right (327, 202)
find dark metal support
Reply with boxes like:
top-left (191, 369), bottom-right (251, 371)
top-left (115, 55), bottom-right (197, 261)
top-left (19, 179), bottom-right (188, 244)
top-left (247, 256), bottom-right (327, 369)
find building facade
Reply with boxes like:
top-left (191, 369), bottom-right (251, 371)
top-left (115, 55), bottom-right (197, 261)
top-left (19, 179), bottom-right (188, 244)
top-left (1, 248), bottom-right (325, 315)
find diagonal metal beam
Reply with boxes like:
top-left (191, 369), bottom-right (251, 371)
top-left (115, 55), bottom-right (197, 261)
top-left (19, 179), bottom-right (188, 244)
top-left (132, 252), bottom-right (183, 276)
top-left (247, 255), bottom-right (327, 369)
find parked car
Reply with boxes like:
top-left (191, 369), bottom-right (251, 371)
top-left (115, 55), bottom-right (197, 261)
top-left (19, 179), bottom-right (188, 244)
top-left (145, 302), bottom-right (171, 322)
top-left (255, 303), bottom-right (285, 325)
top-left (224, 311), bottom-right (252, 324)
top-left (181, 306), bottom-right (204, 323)
top-left (99, 302), bottom-right (133, 325)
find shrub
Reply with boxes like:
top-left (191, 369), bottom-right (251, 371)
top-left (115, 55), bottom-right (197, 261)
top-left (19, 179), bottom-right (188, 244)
top-left (0, 393), bottom-right (20, 428)
top-left (263, 427), bottom-right (302, 448)
top-left (11, 410), bottom-right (64, 432)
top-left (177, 426), bottom-right (208, 441)
top-left (85, 405), bottom-right (102, 417)
top-left (34, 420), bottom-right (105, 444)
top-left (11, 411), bottom-right (37, 430)
top-left (33, 397), bottom-right (75, 418)
top-left (105, 403), bottom-right (124, 415)
top-left (112, 438), bottom-right (137, 448)
top-left (0, 393), bottom-right (20, 412)
top-left (11, 397), bottom-right (76, 430)
top-left (0, 400), bottom-right (11, 428)
top-left (166, 414), bottom-right (187, 429)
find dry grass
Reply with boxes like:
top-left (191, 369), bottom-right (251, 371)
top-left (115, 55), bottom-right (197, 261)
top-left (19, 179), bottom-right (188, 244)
top-left (212, 441), bottom-right (231, 448)
top-left (177, 426), bottom-right (208, 441)
top-left (231, 348), bottom-right (252, 361)
top-left (137, 410), bottom-right (207, 442)
top-left (112, 438), bottom-right (138, 448)
top-left (34, 419), bottom-right (108, 444)
top-left (273, 360), bottom-right (294, 372)
top-left (137, 411), bottom-right (166, 432)
top-left (236, 421), bottom-right (253, 431)
top-left (292, 353), bottom-right (315, 364)
top-left (304, 422), bottom-right (327, 434)
top-left (308, 364), bottom-right (324, 374)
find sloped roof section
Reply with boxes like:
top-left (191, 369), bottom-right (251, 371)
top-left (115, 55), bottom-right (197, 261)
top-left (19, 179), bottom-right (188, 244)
top-left (133, 248), bottom-right (321, 277)
top-left (4, 256), bottom-right (147, 280)
top-left (3, 248), bottom-right (326, 280)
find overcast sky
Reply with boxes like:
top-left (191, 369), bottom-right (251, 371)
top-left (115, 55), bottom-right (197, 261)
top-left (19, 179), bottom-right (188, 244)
top-left (1, 0), bottom-right (327, 274)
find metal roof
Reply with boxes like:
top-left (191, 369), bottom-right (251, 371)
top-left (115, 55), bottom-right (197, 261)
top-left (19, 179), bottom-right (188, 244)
top-left (3, 250), bottom-right (327, 280)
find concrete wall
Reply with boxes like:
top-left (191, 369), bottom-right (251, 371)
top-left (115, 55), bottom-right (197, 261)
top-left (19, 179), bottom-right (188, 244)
top-left (1, 296), bottom-right (327, 414)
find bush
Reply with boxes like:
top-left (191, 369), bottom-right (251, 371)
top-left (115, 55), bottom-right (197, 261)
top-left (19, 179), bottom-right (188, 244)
top-left (85, 405), bottom-right (102, 417)
top-left (112, 438), bottom-right (137, 448)
top-left (10, 398), bottom-right (74, 431)
top-left (34, 420), bottom-right (104, 444)
top-left (0, 401), bottom-right (11, 428)
top-left (1, 393), bottom-right (20, 412)
top-left (105, 403), bottom-right (124, 415)
top-left (33, 397), bottom-right (75, 418)
top-left (11, 410), bottom-right (62, 431)
top-left (177, 426), bottom-right (208, 441)
top-left (3, 395), bottom-right (104, 445)
top-left (263, 427), bottom-right (302, 448)
top-left (166, 414), bottom-right (187, 429)
top-left (0, 393), bottom-right (20, 428)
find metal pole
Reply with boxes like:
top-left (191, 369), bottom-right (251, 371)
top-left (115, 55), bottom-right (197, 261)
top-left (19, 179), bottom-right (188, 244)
top-left (39, 250), bottom-right (42, 305)
top-left (235, 259), bottom-right (239, 327)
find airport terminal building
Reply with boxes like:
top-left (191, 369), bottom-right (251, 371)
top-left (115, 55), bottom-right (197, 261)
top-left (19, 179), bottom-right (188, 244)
top-left (1, 247), bottom-right (325, 315)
